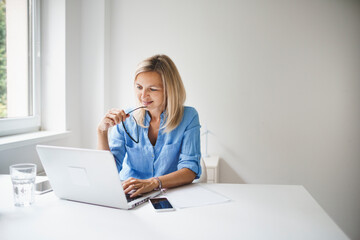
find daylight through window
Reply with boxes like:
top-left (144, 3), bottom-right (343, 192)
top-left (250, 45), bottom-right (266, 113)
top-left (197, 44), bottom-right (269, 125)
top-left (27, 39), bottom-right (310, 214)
top-left (0, 0), bottom-right (40, 136)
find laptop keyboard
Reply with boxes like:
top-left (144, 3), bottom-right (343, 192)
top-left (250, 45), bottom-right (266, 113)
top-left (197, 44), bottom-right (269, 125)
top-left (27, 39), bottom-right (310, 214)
top-left (125, 193), bottom-right (142, 203)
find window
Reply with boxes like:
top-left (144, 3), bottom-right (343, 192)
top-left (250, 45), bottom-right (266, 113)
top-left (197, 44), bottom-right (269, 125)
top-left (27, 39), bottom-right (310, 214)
top-left (0, 0), bottom-right (40, 136)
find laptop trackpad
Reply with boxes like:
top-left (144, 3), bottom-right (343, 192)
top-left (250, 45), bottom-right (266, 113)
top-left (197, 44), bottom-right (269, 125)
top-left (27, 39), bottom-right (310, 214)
top-left (68, 167), bottom-right (90, 187)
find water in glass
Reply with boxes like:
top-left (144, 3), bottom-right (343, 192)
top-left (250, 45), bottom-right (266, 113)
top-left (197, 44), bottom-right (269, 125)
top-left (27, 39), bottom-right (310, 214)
top-left (10, 164), bottom-right (36, 207)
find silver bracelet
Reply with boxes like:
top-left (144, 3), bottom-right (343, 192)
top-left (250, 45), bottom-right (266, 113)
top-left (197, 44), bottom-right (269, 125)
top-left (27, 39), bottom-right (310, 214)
top-left (154, 177), bottom-right (162, 190)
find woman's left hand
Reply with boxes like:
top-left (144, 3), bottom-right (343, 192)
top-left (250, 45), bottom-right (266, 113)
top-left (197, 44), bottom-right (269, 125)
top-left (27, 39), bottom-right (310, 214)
top-left (122, 177), bottom-right (158, 197)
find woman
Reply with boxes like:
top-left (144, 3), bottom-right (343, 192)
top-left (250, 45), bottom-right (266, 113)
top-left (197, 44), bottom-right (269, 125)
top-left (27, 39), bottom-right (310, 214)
top-left (97, 54), bottom-right (201, 198)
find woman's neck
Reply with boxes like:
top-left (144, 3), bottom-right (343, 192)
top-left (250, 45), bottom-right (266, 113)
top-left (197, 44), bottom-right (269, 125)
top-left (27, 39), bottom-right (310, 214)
top-left (148, 109), bottom-right (163, 122)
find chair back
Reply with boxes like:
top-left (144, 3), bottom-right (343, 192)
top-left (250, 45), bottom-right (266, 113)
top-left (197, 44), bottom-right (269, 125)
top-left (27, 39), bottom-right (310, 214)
top-left (195, 157), bottom-right (207, 183)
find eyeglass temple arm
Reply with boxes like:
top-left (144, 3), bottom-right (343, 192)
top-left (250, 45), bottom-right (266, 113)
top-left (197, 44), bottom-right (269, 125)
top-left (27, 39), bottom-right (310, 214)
top-left (126, 106), bottom-right (147, 115)
top-left (121, 121), bottom-right (139, 143)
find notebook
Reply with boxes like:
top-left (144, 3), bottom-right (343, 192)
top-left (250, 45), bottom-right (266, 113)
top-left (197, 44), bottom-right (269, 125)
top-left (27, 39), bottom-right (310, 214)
top-left (36, 145), bottom-right (161, 209)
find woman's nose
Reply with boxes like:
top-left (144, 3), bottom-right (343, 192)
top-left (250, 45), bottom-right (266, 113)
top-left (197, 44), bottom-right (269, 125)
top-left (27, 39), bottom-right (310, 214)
top-left (141, 89), bottom-right (149, 97)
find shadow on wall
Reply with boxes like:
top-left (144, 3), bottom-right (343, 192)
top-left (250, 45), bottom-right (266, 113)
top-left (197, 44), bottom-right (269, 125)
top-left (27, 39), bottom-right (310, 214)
top-left (219, 157), bottom-right (246, 184)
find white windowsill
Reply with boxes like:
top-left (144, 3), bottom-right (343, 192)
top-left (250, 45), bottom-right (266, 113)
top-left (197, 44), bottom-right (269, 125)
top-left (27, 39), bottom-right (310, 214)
top-left (0, 131), bottom-right (71, 151)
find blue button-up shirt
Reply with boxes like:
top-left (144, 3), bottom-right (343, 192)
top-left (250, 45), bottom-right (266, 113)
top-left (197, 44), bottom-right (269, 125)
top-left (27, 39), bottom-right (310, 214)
top-left (109, 106), bottom-right (201, 180)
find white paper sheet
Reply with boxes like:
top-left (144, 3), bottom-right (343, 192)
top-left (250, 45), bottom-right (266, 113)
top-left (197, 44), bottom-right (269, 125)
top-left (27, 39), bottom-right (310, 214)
top-left (164, 184), bottom-right (230, 209)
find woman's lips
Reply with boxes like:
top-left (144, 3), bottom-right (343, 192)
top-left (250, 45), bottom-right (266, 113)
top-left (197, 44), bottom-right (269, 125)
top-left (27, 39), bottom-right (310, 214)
top-left (142, 101), bottom-right (153, 106)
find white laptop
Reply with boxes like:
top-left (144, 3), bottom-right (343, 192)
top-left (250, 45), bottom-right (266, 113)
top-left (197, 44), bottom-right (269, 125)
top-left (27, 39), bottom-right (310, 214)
top-left (36, 145), bottom-right (161, 209)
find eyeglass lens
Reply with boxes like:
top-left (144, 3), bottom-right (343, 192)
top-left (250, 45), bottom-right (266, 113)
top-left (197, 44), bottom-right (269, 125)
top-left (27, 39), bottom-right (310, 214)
top-left (121, 106), bottom-right (146, 143)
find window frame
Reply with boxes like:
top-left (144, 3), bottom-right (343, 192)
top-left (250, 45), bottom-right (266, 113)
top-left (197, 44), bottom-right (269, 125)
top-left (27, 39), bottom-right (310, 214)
top-left (0, 0), bottom-right (41, 137)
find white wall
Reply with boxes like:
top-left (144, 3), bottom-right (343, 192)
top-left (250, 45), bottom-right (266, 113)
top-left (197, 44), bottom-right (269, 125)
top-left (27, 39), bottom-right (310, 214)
top-left (107, 0), bottom-right (360, 239)
top-left (78, 0), bottom-right (109, 148)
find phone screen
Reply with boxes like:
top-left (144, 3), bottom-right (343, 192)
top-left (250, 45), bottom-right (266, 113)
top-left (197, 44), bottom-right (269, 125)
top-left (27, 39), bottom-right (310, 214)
top-left (149, 197), bottom-right (174, 210)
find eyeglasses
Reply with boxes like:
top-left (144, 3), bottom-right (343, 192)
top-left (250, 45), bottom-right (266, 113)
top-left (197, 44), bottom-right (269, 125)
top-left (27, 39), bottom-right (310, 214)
top-left (122, 106), bottom-right (147, 143)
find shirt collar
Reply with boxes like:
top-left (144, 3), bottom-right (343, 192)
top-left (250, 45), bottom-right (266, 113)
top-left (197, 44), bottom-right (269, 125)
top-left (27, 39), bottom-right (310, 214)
top-left (144, 110), bottom-right (166, 127)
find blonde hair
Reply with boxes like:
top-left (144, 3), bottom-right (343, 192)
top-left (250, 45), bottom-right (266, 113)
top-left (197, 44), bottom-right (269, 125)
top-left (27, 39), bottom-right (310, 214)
top-left (133, 54), bottom-right (186, 133)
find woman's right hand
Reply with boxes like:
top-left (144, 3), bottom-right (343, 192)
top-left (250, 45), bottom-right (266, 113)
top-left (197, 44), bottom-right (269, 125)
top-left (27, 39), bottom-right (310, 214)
top-left (97, 108), bottom-right (129, 134)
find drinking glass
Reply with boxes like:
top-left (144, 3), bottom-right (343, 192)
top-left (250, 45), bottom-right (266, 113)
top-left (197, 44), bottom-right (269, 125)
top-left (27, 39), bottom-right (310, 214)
top-left (9, 164), bottom-right (37, 207)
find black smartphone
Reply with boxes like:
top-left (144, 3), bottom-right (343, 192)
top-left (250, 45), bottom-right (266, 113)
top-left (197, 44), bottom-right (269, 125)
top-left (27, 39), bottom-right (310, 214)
top-left (35, 180), bottom-right (52, 194)
top-left (149, 197), bottom-right (175, 212)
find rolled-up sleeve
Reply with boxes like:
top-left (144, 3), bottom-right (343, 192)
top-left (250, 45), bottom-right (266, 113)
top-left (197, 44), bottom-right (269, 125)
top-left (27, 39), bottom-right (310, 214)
top-left (177, 110), bottom-right (202, 179)
top-left (109, 125), bottom-right (126, 173)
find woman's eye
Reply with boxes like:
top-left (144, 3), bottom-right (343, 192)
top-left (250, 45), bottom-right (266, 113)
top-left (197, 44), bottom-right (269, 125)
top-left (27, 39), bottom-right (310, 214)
top-left (136, 85), bottom-right (142, 90)
top-left (150, 88), bottom-right (158, 91)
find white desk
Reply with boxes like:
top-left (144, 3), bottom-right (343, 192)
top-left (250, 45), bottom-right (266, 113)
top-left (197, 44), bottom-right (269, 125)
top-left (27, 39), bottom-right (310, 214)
top-left (0, 175), bottom-right (348, 240)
